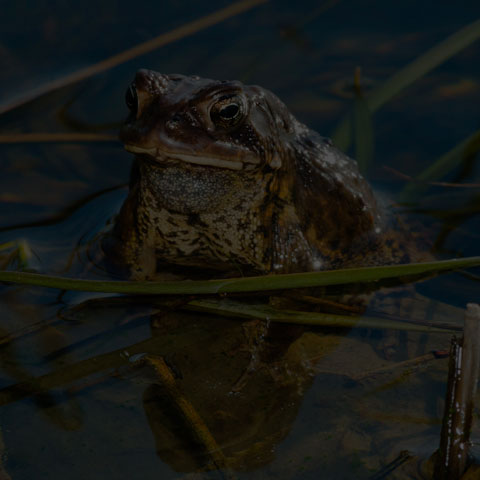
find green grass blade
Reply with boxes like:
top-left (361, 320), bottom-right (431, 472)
top-left (399, 129), bottom-right (480, 203)
top-left (332, 18), bottom-right (480, 151)
top-left (186, 298), bottom-right (459, 333)
top-left (331, 111), bottom-right (352, 152)
top-left (0, 256), bottom-right (479, 294)
top-left (353, 94), bottom-right (375, 174)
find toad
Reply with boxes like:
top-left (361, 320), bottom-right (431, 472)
top-left (106, 69), bottom-right (415, 279)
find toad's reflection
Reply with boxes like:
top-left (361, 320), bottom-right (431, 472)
top-left (137, 310), bottom-right (320, 472)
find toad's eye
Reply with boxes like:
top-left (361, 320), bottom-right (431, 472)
top-left (210, 95), bottom-right (244, 128)
top-left (125, 83), bottom-right (138, 114)
top-left (219, 103), bottom-right (239, 119)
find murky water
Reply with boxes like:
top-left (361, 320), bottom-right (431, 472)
top-left (0, 1), bottom-right (479, 479)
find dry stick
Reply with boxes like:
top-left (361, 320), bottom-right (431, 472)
top-left (368, 451), bottom-right (412, 480)
top-left (0, 335), bottom-right (165, 406)
top-left (351, 351), bottom-right (442, 383)
top-left (0, 133), bottom-right (118, 143)
top-left (0, 316), bottom-right (60, 346)
top-left (384, 166), bottom-right (480, 189)
top-left (0, 0), bottom-right (267, 116)
top-left (144, 356), bottom-right (236, 479)
top-left (435, 304), bottom-right (480, 480)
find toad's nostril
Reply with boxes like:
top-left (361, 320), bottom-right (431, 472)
top-left (166, 114), bottom-right (182, 132)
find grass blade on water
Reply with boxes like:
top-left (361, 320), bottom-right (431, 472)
top-left (0, 257), bottom-right (479, 294)
top-left (186, 298), bottom-right (459, 333)
top-left (352, 68), bottom-right (375, 174)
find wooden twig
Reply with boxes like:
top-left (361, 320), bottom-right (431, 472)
top-left (384, 166), bottom-right (480, 189)
top-left (368, 451), bottom-right (412, 480)
top-left (0, 335), bottom-right (165, 406)
top-left (0, 133), bottom-right (117, 144)
top-left (434, 303), bottom-right (480, 479)
top-left (351, 351), bottom-right (445, 383)
top-left (143, 356), bottom-right (236, 478)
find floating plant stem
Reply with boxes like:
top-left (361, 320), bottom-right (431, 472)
top-left (186, 298), bottom-right (459, 333)
top-left (143, 356), bottom-right (236, 477)
top-left (351, 351), bottom-right (448, 383)
top-left (434, 304), bottom-right (480, 479)
top-left (0, 257), bottom-right (479, 294)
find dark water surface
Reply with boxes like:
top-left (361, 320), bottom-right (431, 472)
top-left (0, 1), bottom-right (479, 479)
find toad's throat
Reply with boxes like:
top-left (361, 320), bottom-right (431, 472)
top-left (124, 144), bottom-right (258, 170)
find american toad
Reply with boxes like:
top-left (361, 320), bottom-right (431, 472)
top-left (106, 69), bottom-right (415, 279)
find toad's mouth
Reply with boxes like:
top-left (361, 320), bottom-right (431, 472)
top-left (124, 144), bottom-right (258, 171)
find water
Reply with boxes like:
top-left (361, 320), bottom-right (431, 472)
top-left (0, 1), bottom-right (479, 479)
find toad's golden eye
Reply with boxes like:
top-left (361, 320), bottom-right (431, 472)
top-left (125, 83), bottom-right (138, 114)
top-left (210, 95), bottom-right (244, 128)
